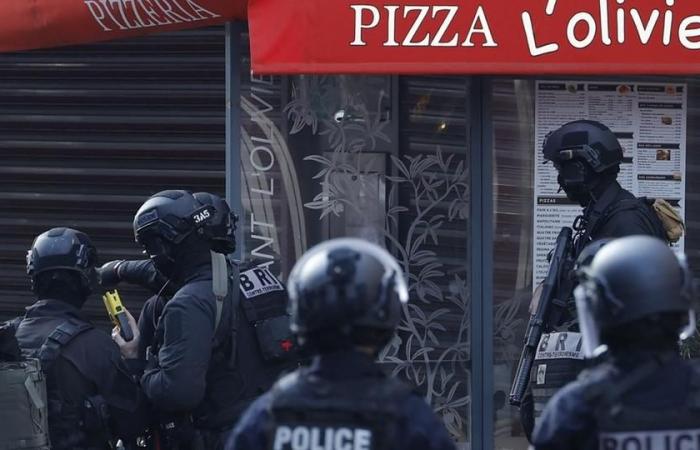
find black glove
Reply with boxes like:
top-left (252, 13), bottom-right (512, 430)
top-left (97, 260), bottom-right (124, 289)
top-left (98, 260), bottom-right (175, 296)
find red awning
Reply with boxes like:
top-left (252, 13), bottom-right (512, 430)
top-left (248, 0), bottom-right (700, 74)
top-left (0, 0), bottom-right (246, 53)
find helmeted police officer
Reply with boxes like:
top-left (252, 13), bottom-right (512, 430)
top-left (14, 227), bottom-right (149, 449)
top-left (543, 120), bottom-right (666, 255)
top-left (521, 120), bottom-right (669, 440)
top-left (112, 190), bottom-right (295, 450)
top-left (97, 190), bottom-right (239, 358)
top-left (532, 235), bottom-right (700, 450)
top-left (226, 238), bottom-right (456, 450)
top-left (523, 239), bottom-right (614, 436)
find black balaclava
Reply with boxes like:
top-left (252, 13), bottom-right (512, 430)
top-left (558, 162), bottom-right (617, 207)
top-left (35, 270), bottom-right (92, 309)
top-left (168, 233), bottom-right (212, 285)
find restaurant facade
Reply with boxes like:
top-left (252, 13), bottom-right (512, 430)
top-left (0, 1), bottom-right (699, 449)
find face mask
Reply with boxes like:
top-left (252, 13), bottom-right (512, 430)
top-left (557, 161), bottom-right (595, 206)
top-left (141, 235), bottom-right (177, 278)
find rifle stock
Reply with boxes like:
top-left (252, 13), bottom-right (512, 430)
top-left (509, 227), bottom-right (573, 406)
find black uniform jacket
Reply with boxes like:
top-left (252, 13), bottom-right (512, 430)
top-left (226, 350), bottom-right (458, 450)
top-left (533, 351), bottom-right (699, 450)
top-left (138, 264), bottom-right (240, 430)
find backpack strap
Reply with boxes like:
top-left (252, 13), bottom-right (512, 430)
top-left (574, 184), bottom-right (622, 256)
top-left (211, 250), bottom-right (229, 332)
top-left (582, 185), bottom-right (621, 236)
top-left (38, 319), bottom-right (93, 372)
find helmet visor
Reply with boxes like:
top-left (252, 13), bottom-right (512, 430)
top-left (574, 283), bottom-right (604, 358)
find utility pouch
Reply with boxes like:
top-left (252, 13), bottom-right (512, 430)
top-left (0, 358), bottom-right (50, 450)
top-left (239, 266), bottom-right (297, 363)
top-left (651, 198), bottom-right (685, 243)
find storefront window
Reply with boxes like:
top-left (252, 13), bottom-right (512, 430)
top-left (239, 32), bottom-right (471, 448)
top-left (491, 79), bottom-right (535, 450)
top-left (491, 76), bottom-right (700, 450)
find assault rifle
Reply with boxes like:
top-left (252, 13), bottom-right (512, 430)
top-left (509, 226), bottom-right (575, 407)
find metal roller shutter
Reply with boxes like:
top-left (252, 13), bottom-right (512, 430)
top-left (0, 27), bottom-right (226, 326)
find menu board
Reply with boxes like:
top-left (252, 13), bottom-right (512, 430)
top-left (534, 81), bottom-right (687, 286)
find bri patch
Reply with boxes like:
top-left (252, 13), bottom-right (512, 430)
top-left (535, 332), bottom-right (584, 361)
top-left (239, 266), bottom-right (285, 299)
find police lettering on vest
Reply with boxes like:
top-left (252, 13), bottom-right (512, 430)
top-left (600, 429), bottom-right (700, 450)
top-left (272, 425), bottom-right (373, 450)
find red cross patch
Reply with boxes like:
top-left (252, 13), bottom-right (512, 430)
top-left (280, 339), bottom-right (294, 352)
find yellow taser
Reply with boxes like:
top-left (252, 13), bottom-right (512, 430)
top-left (102, 290), bottom-right (134, 342)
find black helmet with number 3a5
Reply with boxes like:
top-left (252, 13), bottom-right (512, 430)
top-left (193, 192), bottom-right (238, 255)
top-left (27, 227), bottom-right (98, 293)
top-left (287, 238), bottom-right (408, 350)
top-left (133, 190), bottom-right (215, 276)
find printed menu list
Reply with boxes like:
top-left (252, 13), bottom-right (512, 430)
top-left (533, 81), bottom-right (687, 286)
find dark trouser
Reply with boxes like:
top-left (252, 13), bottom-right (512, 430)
top-left (519, 389), bottom-right (535, 443)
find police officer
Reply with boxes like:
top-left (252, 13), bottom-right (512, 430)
top-left (543, 120), bottom-right (666, 254)
top-left (521, 120), bottom-right (669, 439)
top-left (226, 238), bottom-right (456, 450)
top-left (532, 235), bottom-right (700, 450)
top-left (522, 239), bottom-right (614, 437)
top-left (112, 190), bottom-right (295, 450)
top-left (14, 227), bottom-right (149, 449)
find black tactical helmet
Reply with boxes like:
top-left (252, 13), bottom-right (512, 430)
top-left (575, 236), bottom-right (694, 355)
top-left (133, 190), bottom-right (215, 276)
top-left (573, 238), bottom-right (613, 272)
top-left (543, 120), bottom-right (624, 205)
top-left (193, 192), bottom-right (238, 255)
top-left (27, 227), bottom-right (98, 293)
top-left (287, 238), bottom-right (408, 349)
top-left (543, 120), bottom-right (623, 172)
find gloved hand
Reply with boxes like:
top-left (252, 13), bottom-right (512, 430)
top-left (98, 259), bottom-right (175, 296)
top-left (97, 260), bottom-right (125, 289)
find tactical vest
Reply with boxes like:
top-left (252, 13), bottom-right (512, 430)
top-left (150, 263), bottom-right (298, 431)
top-left (593, 359), bottom-right (700, 450)
top-left (573, 186), bottom-right (667, 257)
top-left (7, 317), bottom-right (100, 450)
top-left (40, 320), bottom-right (101, 450)
top-left (268, 369), bottom-right (411, 450)
top-left (0, 318), bottom-right (49, 450)
top-left (238, 264), bottom-right (297, 364)
top-left (531, 332), bottom-right (585, 422)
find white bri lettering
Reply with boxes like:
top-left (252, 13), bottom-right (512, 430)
top-left (239, 267), bottom-right (284, 299)
top-left (600, 428), bottom-right (700, 450)
top-left (273, 426), bottom-right (372, 450)
top-left (535, 332), bottom-right (584, 361)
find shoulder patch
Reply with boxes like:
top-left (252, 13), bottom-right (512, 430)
top-left (239, 266), bottom-right (285, 299)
